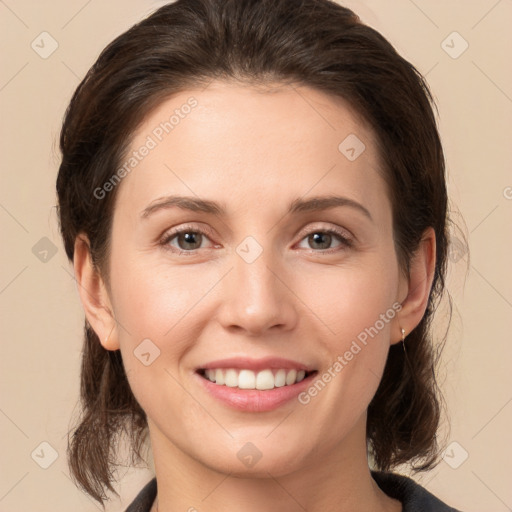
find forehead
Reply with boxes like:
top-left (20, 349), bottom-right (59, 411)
top-left (113, 80), bottom-right (387, 219)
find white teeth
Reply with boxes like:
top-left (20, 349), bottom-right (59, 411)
top-left (215, 368), bottom-right (224, 385)
top-left (285, 369), bottom-right (297, 385)
top-left (238, 369), bottom-right (256, 389)
top-left (256, 369), bottom-right (274, 390)
top-left (274, 369), bottom-right (286, 387)
top-left (224, 369), bottom-right (238, 387)
top-left (202, 368), bottom-right (309, 389)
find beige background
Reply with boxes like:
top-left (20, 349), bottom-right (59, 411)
top-left (1, 0), bottom-right (511, 510)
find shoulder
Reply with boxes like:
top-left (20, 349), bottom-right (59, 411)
top-left (125, 477), bottom-right (157, 512)
top-left (371, 470), bottom-right (463, 512)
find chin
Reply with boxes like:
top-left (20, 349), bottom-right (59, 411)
top-left (194, 436), bottom-right (311, 479)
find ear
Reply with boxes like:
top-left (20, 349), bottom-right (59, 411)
top-left (73, 233), bottom-right (120, 351)
top-left (392, 226), bottom-right (436, 345)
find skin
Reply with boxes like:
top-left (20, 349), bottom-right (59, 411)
top-left (74, 81), bottom-right (436, 512)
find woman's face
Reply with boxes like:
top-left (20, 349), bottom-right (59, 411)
top-left (103, 81), bottom-right (407, 476)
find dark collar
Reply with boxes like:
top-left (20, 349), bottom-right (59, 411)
top-left (125, 471), bottom-right (462, 511)
top-left (371, 470), bottom-right (461, 511)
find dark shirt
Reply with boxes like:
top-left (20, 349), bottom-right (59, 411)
top-left (125, 470), bottom-right (462, 511)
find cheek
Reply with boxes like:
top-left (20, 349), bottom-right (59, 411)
top-left (109, 260), bottom-right (223, 407)
top-left (294, 255), bottom-right (399, 407)
top-left (295, 255), bottom-right (399, 344)
top-left (112, 263), bottom-right (204, 419)
top-left (110, 260), bottom-right (207, 339)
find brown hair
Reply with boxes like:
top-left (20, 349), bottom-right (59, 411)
top-left (57, 0), bottom-right (453, 505)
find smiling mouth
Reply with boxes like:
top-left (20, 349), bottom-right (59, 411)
top-left (197, 368), bottom-right (318, 390)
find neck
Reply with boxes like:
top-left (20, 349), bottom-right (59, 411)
top-left (147, 415), bottom-right (401, 512)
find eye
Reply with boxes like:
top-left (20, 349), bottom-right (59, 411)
top-left (296, 228), bottom-right (353, 253)
top-left (160, 225), bottom-right (216, 253)
top-left (160, 225), bottom-right (353, 255)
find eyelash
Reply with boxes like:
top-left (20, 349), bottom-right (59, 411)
top-left (160, 224), bottom-right (353, 255)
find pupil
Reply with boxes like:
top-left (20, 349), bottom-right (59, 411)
top-left (310, 232), bottom-right (330, 249)
top-left (180, 232), bottom-right (201, 250)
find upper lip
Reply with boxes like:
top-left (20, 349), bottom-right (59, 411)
top-left (198, 357), bottom-right (315, 373)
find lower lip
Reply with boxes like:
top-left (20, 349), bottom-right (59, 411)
top-left (194, 371), bottom-right (317, 412)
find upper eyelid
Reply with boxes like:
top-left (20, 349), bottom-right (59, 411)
top-left (296, 223), bottom-right (352, 240)
top-left (162, 223), bottom-right (215, 238)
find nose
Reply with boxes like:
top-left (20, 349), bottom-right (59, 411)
top-left (216, 245), bottom-right (298, 336)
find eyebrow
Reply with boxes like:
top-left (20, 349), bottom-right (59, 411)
top-left (140, 194), bottom-right (373, 221)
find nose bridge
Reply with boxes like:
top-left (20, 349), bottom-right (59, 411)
top-left (218, 237), bottom-right (297, 335)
